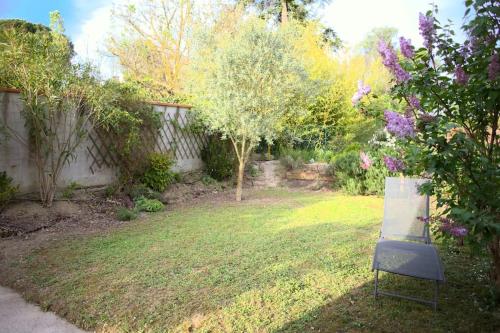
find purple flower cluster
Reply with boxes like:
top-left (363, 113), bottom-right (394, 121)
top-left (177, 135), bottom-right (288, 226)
top-left (351, 80), bottom-right (371, 105)
top-left (378, 40), bottom-right (411, 83)
top-left (399, 37), bottom-right (414, 58)
top-left (417, 216), bottom-right (430, 224)
top-left (438, 217), bottom-right (468, 238)
top-left (384, 110), bottom-right (415, 138)
top-left (454, 64), bottom-right (469, 85)
top-left (383, 156), bottom-right (405, 172)
top-left (488, 53), bottom-right (499, 81)
top-left (450, 227), bottom-right (468, 237)
top-left (408, 96), bottom-right (421, 110)
top-left (359, 151), bottom-right (372, 170)
top-left (419, 13), bottom-right (435, 49)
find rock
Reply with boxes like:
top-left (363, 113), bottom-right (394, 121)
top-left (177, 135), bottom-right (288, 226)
top-left (248, 160), bottom-right (283, 188)
top-left (284, 162), bottom-right (333, 189)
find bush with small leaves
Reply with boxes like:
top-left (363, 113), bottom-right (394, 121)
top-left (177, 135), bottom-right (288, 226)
top-left (61, 181), bottom-right (80, 199)
top-left (201, 136), bottom-right (236, 181)
top-left (127, 183), bottom-right (163, 201)
top-left (134, 196), bottom-right (164, 212)
top-left (201, 175), bottom-right (217, 186)
top-left (141, 152), bottom-right (177, 192)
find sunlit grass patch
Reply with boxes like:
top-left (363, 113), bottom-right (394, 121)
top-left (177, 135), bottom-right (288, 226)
top-left (7, 189), bottom-right (497, 332)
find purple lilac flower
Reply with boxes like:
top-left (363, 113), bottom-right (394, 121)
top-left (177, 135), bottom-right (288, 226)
top-left (384, 110), bottom-right (415, 138)
top-left (359, 152), bottom-right (372, 170)
top-left (450, 226), bottom-right (468, 238)
top-left (459, 42), bottom-right (470, 58)
top-left (488, 53), bottom-right (499, 81)
top-left (419, 13), bottom-right (435, 49)
top-left (408, 95), bottom-right (421, 110)
top-left (383, 156), bottom-right (405, 172)
top-left (378, 40), bottom-right (411, 83)
top-left (469, 35), bottom-right (480, 53)
top-left (399, 37), bottom-right (414, 58)
top-left (454, 64), bottom-right (468, 85)
top-left (351, 92), bottom-right (362, 105)
top-left (358, 80), bottom-right (371, 95)
top-left (351, 80), bottom-right (371, 105)
top-left (417, 216), bottom-right (430, 224)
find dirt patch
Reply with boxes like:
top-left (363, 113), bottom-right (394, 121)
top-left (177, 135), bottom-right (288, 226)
top-left (0, 178), bottom-right (239, 266)
top-left (163, 181), bottom-right (231, 204)
top-left (0, 196), bottom-right (128, 238)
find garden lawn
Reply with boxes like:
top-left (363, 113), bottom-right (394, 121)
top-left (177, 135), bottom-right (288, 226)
top-left (5, 189), bottom-right (498, 332)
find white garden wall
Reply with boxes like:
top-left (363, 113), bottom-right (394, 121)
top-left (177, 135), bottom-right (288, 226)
top-left (0, 90), bottom-right (205, 194)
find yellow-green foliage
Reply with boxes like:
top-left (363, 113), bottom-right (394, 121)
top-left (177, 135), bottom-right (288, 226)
top-left (280, 22), bottom-right (395, 149)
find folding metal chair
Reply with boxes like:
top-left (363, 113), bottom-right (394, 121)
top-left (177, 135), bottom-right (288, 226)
top-left (372, 177), bottom-right (445, 310)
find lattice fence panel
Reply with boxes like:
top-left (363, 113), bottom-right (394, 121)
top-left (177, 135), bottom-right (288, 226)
top-left (86, 105), bottom-right (207, 174)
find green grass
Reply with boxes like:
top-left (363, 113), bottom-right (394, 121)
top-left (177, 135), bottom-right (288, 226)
top-left (8, 189), bottom-right (499, 332)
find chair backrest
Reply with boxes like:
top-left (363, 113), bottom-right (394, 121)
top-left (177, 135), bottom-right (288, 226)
top-left (381, 177), bottom-right (430, 243)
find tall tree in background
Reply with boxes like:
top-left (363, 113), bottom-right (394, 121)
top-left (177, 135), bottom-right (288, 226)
top-left (108, 0), bottom-right (195, 99)
top-left (239, 0), bottom-right (340, 48)
top-left (359, 26), bottom-right (398, 55)
top-left (240, 0), bottom-right (328, 23)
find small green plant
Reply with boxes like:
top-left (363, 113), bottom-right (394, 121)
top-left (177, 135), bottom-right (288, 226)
top-left (61, 181), bottom-right (80, 199)
top-left (127, 183), bottom-right (162, 201)
top-left (201, 175), bottom-right (217, 186)
top-left (104, 184), bottom-right (119, 198)
top-left (134, 196), bottom-right (164, 212)
top-left (0, 171), bottom-right (18, 212)
top-left (141, 152), bottom-right (176, 192)
top-left (116, 207), bottom-right (138, 221)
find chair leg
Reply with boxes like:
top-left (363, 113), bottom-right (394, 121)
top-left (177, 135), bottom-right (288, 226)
top-left (374, 269), bottom-right (379, 298)
top-left (433, 280), bottom-right (439, 311)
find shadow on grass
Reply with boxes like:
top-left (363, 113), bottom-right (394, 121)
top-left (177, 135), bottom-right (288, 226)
top-left (274, 273), bottom-right (499, 333)
top-left (273, 250), bottom-right (499, 333)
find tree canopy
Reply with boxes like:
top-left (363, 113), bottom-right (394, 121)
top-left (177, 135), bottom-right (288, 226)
top-left (188, 16), bottom-right (315, 200)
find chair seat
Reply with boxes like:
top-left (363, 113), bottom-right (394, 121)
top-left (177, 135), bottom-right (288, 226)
top-left (372, 239), bottom-right (445, 281)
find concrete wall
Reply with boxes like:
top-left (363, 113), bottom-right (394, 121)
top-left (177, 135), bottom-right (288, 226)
top-left (0, 91), bottom-right (204, 194)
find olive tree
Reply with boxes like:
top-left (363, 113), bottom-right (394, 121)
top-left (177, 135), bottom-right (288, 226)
top-left (188, 17), bottom-right (313, 201)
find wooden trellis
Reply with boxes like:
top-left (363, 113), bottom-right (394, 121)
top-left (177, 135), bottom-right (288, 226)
top-left (86, 104), bottom-right (207, 174)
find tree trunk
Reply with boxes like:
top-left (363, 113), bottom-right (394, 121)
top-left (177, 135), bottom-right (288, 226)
top-left (280, 0), bottom-right (288, 24)
top-left (489, 236), bottom-right (500, 290)
top-left (236, 158), bottom-right (245, 202)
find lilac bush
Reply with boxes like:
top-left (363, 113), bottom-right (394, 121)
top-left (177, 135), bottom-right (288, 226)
top-left (368, 1), bottom-right (500, 287)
